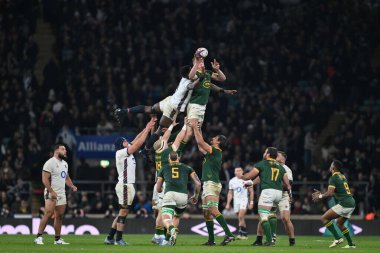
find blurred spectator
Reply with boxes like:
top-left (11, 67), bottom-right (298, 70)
top-left (133, 191), bottom-right (153, 218)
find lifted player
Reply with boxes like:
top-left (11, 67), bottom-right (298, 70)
top-left (312, 160), bottom-right (356, 249)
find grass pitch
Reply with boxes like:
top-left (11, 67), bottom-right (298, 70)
top-left (0, 234), bottom-right (378, 253)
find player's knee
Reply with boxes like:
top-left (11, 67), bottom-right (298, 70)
top-left (117, 215), bottom-right (127, 224)
top-left (281, 215), bottom-right (290, 223)
top-left (259, 210), bottom-right (270, 222)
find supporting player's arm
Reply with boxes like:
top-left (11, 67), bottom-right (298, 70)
top-left (162, 115), bottom-right (178, 143)
top-left (189, 57), bottom-right (202, 80)
top-left (65, 174), bottom-right (77, 192)
top-left (42, 171), bottom-right (57, 199)
top-left (225, 189), bottom-right (233, 209)
top-left (128, 117), bottom-right (157, 154)
top-left (189, 119), bottom-right (211, 154)
top-left (242, 167), bottom-right (260, 181)
top-left (189, 172), bottom-right (201, 204)
top-left (210, 83), bottom-right (237, 95)
top-left (211, 59), bottom-right (226, 81)
top-left (172, 118), bottom-right (188, 151)
top-left (156, 177), bottom-right (164, 193)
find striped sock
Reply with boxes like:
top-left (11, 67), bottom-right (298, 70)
top-left (324, 221), bottom-right (340, 240)
top-left (341, 227), bottom-right (353, 245)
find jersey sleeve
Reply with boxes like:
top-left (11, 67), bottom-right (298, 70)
top-left (42, 160), bottom-right (52, 173)
top-left (157, 167), bottom-right (164, 180)
top-left (228, 180), bottom-right (233, 190)
top-left (116, 147), bottom-right (129, 159)
top-left (253, 161), bottom-right (264, 173)
top-left (328, 176), bottom-right (337, 188)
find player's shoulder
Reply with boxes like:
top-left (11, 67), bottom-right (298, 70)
top-left (116, 147), bottom-right (129, 156)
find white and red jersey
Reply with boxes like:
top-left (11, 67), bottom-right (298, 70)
top-left (115, 145), bottom-right (136, 184)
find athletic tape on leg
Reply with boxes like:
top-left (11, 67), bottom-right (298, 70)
top-left (207, 201), bottom-right (219, 207)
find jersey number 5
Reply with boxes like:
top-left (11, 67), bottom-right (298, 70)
top-left (172, 167), bottom-right (179, 179)
top-left (343, 182), bottom-right (351, 194)
top-left (271, 168), bottom-right (279, 181)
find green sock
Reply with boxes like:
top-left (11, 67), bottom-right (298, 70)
top-left (269, 216), bottom-right (277, 235)
top-left (165, 230), bottom-right (171, 241)
top-left (215, 214), bottom-right (234, 237)
top-left (169, 225), bottom-right (175, 232)
top-left (205, 220), bottom-right (215, 242)
top-left (261, 220), bottom-right (272, 243)
top-left (324, 221), bottom-right (340, 240)
top-left (341, 227), bottom-right (353, 245)
top-left (155, 226), bottom-right (164, 235)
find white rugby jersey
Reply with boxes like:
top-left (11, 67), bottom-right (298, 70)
top-left (283, 164), bottom-right (293, 181)
top-left (116, 145), bottom-right (136, 184)
top-left (170, 77), bottom-right (194, 112)
top-left (42, 157), bottom-right (68, 192)
top-left (228, 177), bottom-right (249, 200)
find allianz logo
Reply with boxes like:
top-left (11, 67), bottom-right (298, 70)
top-left (78, 141), bottom-right (115, 152)
top-left (0, 218), bottom-right (99, 235)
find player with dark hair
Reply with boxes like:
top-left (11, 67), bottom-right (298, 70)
top-left (243, 147), bottom-right (292, 246)
top-left (312, 160), bottom-right (356, 248)
top-left (188, 119), bottom-right (235, 246)
top-left (156, 151), bottom-right (201, 246)
top-left (34, 144), bottom-right (77, 245)
top-left (104, 117), bottom-right (156, 246)
top-left (252, 151), bottom-right (295, 246)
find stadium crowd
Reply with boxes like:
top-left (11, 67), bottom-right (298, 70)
top-left (1, 0), bottom-right (379, 218)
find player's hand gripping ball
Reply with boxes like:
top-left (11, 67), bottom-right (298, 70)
top-left (195, 47), bottom-right (208, 58)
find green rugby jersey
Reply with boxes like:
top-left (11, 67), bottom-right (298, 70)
top-left (328, 172), bottom-right (356, 208)
top-left (154, 146), bottom-right (172, 178)
top-left (201, 146), bottom-right (222, 183)
top-left (254, 158), bottom-right (286, 191)
top-left (189, 70), bottom-right (212, 105)
top-left (157, 162), bottom-right (195, 194)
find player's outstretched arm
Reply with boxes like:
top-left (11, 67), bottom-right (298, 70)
top-left (172, 118), bottom-right (188, 151)
top-left (162, 115), bottom-right (178, 143)
top-left (312, 186), bottom-right (335, 202)
top-left (242, 167), bottom-right (260, 181)
top-left (128, 117), bottom-right (157, 154)
top-left (65, 174), bottom-right (77, 192)
top-left (131, 115), bottom-right (157, 144)
top-left (211, 59), bottom-right (226, 81)
top-left (189, 172), bottom-right (201, 204)
top-left (189, 57), bottom-right (203, 80)
top-left (210, 83), bottom-right (237, 95)
top-left (188, 119), bottom-right (211, 154)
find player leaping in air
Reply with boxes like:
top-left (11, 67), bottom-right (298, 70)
top-left (312, 160), bottom-right (356, 249)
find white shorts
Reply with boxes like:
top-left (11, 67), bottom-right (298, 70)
top-left (162, 191), bottom-right (188, 210)
top-left (278, 192), bottom-right (291, 212)
top-left (331, 204), bottom-right (355, 218)
top-left (152, 183), bottom-right (165, 209)
top-left (44, 189), bottom-right (66, 206)
top-left (202, 181), bottom-right (222, 199)
top-left (115, 182), bottom-right (135, 206)
top-left (233, 199), bottom-right (248, 213)
top-left (187, 103), bottom-right (206, 123)
top-left (258, 189), bottom-right (282, 207)
top-left (159, 96), bottom-right (178, 120)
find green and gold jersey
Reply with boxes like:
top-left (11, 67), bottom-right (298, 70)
top-left (189, 70), bottom-right (212, 105)
top-left (157, 162), bottom-right (195, 194)
top-left (328, 172), bottom-right (356, 208)
top-left (201, 146), bottom-right (222, 183)
top-left (154, 146), bottom-right (172, 178)
top-left (176, 141), bottom-right (187, 157)
top-left (254, 158), bottom-right (286, 191)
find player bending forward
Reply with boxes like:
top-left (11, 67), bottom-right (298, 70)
top-left (104, 117), bottom-right (156, 246)
top-left (225, 167), bottom-right (254, 240)
top-left (243, 147), bottom-right (291, 246)
top-left (156, 151), bottom-right (201, 246)
top-left (312, 160), bottom-right (356, 249)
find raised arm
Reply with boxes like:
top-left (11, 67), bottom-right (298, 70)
top-left (172, 118), bottom-right (188, 151)
top-left (128, 117), bottom-right (156, 154)
top-left (162, 116), bottom-right (178, 143)
top-left (211, 59), bottom-right (226, 81)
top-left (188, 119), bottom-right (211, 154)
top-left (189, 57), bottom-right (203, 80)
top-left (210, 83), bottom-right (237, 95)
